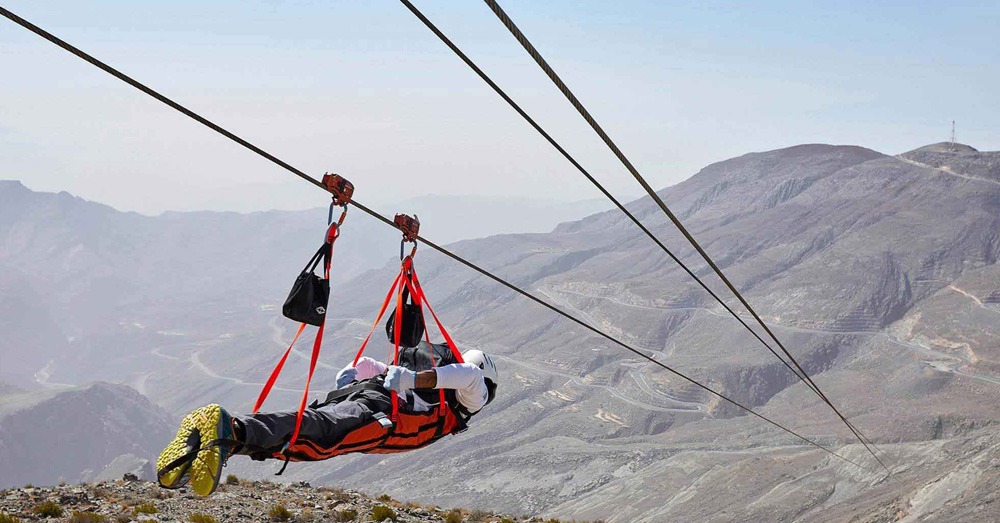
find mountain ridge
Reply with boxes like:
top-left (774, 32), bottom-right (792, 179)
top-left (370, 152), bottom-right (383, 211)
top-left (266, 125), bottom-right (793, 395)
top-left (313, 141), bottom-right (998, 519)
top-left (0, 382), bottom-right (172, 489)
top-left (1, 142), bottom-right (997, 521)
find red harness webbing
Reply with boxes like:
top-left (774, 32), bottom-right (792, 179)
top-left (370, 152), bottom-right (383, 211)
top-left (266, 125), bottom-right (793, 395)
top-left (253, 222), bottom-right (340, 446)
top-left (411, 269), bottom-right (464, 364)
top-left (351, 272), bottom-right (402, 367)
top-left (253, 322), bottom-right (306, 413)
top-left (266, 252), bottom-right (468, 463)
top-left (281, 401), bottom-right (463, 461)
top-left (404, 271), bottom-right (461, 415)
top-left (407, 273), bottom-right (445, 415)
top-left (351, 255), bottom-right (464, 422)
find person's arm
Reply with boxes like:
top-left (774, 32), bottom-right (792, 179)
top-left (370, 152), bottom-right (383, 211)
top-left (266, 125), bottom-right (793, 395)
top-left (354, 356), bottom-right (388, 380)
top-left (431, 362), bottom-right (489, 413)
top-left (335, 363), bottom-right (357, 389)
top-left (336, 357), bottom-right (388, 389)
top-left (385, 363), bottom-right (488, 413)
top-left (414, 370), bottom-right (437, 388)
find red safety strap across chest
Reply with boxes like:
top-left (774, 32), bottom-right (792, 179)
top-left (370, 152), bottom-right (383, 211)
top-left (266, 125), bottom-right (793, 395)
top-left (351, 255), bottom-right (464, 422)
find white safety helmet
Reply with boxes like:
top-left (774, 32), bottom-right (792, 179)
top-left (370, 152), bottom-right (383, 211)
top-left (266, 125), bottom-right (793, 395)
top-left (463, 350), bottom-right (498, 405)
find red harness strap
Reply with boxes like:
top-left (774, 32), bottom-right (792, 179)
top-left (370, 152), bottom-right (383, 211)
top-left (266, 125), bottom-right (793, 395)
top-left (410, 270), bottom-right (464, 364)
top-left (277, 254), bottom-right (469, 462)
top-left (351, 272), bottom-right (402, 366)
top-left (389, 263), bottom-right (407, 421)
top-left (408, 270), bottom-right (463, 415)
top-left (351, 255), bottom-right (465, 420)
top-left (406, 273), bottom-right (447, 414)
top-left (281, 403), bottom-right (463, 462)
top-left (254, 221), bottom-right (341, 446)
top-left (253, 322), bottom-right (306, 413)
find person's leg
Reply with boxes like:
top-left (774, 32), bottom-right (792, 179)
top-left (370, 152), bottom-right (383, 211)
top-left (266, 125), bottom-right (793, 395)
top-left (239, 403), bottom-right (369, 453)
top-left (238, 389), bottom-right (393, 459)
top-left (155, 391), bottom-right (392, 496)
top-left (156, 404), bottom-right (234, 496)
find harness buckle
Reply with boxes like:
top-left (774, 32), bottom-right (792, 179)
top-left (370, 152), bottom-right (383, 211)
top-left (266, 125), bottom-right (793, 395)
top-left (373, 412), bottom-right (395, 429)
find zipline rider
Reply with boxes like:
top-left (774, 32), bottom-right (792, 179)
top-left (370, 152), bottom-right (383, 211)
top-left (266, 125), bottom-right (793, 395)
top-left (0, 3), bottom-right (883, 481)
top-left (157, 341), bottom-right (498, 496)
top-left (157, 201), bottom-right (500, 496)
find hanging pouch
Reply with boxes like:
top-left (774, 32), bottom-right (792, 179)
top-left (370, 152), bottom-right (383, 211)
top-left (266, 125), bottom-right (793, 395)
top-left (283, 243), bottom-right (330, 327)
top-left (385, 284), bottom-right (425, 348)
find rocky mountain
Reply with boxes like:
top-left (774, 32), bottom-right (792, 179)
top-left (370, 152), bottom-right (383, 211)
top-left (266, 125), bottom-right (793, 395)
top-left (306, 142), bottom-right (999, 521)
top-left (0, 383), bottom-right (173, 489)
top-left (1, 142), bottom-right (997, 521)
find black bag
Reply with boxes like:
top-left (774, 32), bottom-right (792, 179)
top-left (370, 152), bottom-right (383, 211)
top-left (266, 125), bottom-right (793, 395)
top-left (385, 284), bottom-right (425, 348)
top-left (283, 243), bottom-right (331, 327)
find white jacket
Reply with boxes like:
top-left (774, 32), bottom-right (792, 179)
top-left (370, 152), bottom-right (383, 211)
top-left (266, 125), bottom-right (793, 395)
top-left (339, 354), bottom-right (489, 414)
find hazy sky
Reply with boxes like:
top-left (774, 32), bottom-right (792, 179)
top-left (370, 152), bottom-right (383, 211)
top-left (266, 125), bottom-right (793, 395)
top-left (2, 1), bottom-right (997, 214)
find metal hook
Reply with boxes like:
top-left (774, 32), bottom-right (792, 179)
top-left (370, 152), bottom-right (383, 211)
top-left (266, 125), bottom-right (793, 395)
top-left (399, 239), bottom-right (418, 261)
top-left (336, 204), bottom-right (348, 226)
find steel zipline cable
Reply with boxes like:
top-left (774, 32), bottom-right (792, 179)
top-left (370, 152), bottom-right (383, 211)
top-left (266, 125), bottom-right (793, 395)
top-left (399, 0), bottom-right (886, 471)
top-left (0, 4), bottom-right (879, 475)
top-left (394, 0), bottom-right (813, 393)
top-left (479, 0), bottom-right (887, 463)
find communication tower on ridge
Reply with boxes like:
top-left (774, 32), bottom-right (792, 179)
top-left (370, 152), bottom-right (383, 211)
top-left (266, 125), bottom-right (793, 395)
top-left (949, 120), bottom-right (956, 151)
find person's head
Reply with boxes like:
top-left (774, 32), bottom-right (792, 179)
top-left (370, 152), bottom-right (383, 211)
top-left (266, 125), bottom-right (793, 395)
top-left (463, 350), bottom-right (498, 406)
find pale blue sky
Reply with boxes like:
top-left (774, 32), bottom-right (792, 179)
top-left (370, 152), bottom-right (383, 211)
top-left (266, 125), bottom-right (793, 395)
top-left (2, 1), bottom-right (997, 213)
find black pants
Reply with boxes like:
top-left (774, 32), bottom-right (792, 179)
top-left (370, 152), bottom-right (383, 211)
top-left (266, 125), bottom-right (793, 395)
top-left (237, 388), bottom-right (392, 459)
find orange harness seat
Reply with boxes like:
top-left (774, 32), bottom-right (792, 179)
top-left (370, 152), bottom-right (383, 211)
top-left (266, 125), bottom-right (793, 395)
top-left (271, 243), bottom-right (471, 464)
top-left (277, 385), bottom-right (467, 462)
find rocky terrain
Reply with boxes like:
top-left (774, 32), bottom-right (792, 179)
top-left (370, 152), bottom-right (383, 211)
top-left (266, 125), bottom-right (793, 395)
top-left (294, 142), bottom-right (998, 519)
top-left (2, 141), bottom-right (998, 521)
top-left (0, 478), bottom-right (541, 523)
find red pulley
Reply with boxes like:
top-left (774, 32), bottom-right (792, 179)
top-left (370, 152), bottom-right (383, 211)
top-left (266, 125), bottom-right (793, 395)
top-left (322, 173), bottom-right (354, 206)
top-left (394, 213), bottom-right (420, 242)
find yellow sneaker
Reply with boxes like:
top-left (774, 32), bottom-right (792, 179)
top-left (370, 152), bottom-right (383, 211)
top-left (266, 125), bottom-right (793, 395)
top-left (156, 404), bottom-right (234, 496)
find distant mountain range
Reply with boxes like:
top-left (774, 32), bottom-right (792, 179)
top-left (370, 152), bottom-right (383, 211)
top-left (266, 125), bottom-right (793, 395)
top-left (0, 182), bottom-right (615, 389)
top-left (1, 142), bottom-right (997, 521)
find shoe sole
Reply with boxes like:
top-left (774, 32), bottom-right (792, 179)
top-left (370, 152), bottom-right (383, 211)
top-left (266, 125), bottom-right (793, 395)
top-left (156, 407), bottom-right (201, 489)
top-left (157, 404), bottom-right (226, 495)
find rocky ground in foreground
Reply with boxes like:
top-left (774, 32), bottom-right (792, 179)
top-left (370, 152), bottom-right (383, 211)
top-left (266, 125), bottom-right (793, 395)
top-left (0, 477), bottom-right (579, 523)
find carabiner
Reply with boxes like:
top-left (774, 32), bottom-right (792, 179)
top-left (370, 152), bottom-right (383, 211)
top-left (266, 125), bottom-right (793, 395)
top-left (328, 201), bottom-right (348, 226)
top-left (399, 239), bottom-right (419, 261)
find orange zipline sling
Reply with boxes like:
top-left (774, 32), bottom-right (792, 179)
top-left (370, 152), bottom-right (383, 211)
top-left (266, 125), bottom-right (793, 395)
top-left (280, 214), bottom-right (470, 462)
top-left (252, 174), bottom-right (352, 447)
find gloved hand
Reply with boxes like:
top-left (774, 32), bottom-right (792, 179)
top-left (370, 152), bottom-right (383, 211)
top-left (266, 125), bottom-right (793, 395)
top-left (384, 365), bottom-right (416, 393)
top-left (335, 367), bottom-right (358, 389)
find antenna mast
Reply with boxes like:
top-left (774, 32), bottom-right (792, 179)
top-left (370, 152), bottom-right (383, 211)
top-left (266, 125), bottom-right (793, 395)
top-left (950, 120), bottom-right (956, 151)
